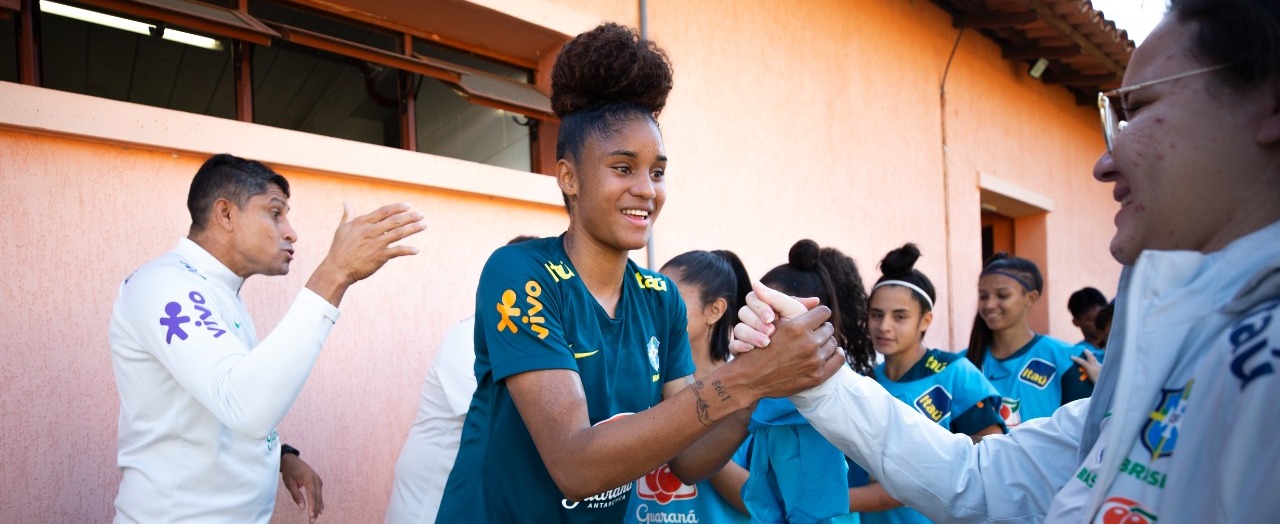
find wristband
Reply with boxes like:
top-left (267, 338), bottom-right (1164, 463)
top-left (281, 444), bottom-right (300, 458)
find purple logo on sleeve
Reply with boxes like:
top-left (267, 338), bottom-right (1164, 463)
top-left (159, 302), bottom-right (191, 344)
top-left (188, 291), bottom-right (227, 338)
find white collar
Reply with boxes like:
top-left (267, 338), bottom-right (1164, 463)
top-left (174, 237), bottom-right (246, 295)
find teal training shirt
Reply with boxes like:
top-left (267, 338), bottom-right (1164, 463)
top-left (965, 335), bottom-right (1093, 427)
top-left (873, 349), bottom-right (1004, 435)
top-left (438, 236), bottom-right (695, 523)
top-left (860, 349), bottom-right (1005, 524)
top-left (1076, 340), bottom-right (1106, 364)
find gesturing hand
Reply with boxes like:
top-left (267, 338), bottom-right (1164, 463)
top-left (1070, 350), bottom-right (1102, 383)
top-left (307, 202), bottom-right (426, 305)
top-left (280, 453), bottom-right (325, 523)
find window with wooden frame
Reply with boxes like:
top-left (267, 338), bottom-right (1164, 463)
top-left (15, 0), bottom-right (554, 173)
top-left (0, 1), bottom-right (17, 82)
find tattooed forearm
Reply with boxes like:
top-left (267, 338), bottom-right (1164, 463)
top-left (692, 380), bottom-right (713, 427)
top-left (712, 380), bottom-right (731, 402)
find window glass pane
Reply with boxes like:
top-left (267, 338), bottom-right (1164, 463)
top-left (249, 2), bottom-right (400, 147)
top-left (414, 40), bottom-right (532, 171)
top-left (252, 38), bottom-right (400, 147)
top-left (38, 10), bottom-right (234, 117)
top-left (0, 14), bottom-right (16, 83)
top-left (249, 1), bottom-right (396, 53)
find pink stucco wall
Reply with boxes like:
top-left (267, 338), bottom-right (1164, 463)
top-left (0, 126), bottom-right (570, 522)
top-left (0, 0), bottom-right (1122, 522)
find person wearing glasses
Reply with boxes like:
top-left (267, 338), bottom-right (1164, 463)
top-left (730, 0), bottom-right (1280, 522)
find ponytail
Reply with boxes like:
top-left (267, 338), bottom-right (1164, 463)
top-left (660, 250), bottom-right (752, 363)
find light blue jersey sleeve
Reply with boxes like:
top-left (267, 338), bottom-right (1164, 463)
top-left (947, 359), bottom-right (1006, 436)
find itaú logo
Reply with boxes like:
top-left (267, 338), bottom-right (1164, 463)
top-left (636, 464), bottom-right (697, 504)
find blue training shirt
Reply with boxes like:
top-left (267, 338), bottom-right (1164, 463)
top-left (859, 349), bottom-right (1005, 524)
top-left (965, 334), bottom-right (1093, 426)
top-left (1076, 340), bottom-right (1106, 364)
top-left (437, 236), bottom-right (695, 523)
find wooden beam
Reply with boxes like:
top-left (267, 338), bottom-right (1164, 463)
top-left (1015, 0), bottom-right (1124, 78)
top-left (17, 0), bottom-right (39, 86)
top-left (232, 41), bottom-right (253, 121)
top-left (960, 10), bottom-right (1038, 28)
top-left (399, 33), bottom-right (416, 152)
top-left (1041, 72), bottom-right (1116, 86)
top-left (277, 0), bottom-right (538, 71)
top-left (75, 0), bottom-right (279, 46)
top-left (265, 22), bottom-right (462, 84)
top-left (233, 0), bottom-right (252, 122)
top-left (1002, 44), bottom-right (1080, 60)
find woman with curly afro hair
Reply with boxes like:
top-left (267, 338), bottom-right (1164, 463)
top-left (437, 23), bottom-right (843, 523)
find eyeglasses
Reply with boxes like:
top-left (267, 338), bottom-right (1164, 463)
top-left (1097, 64), bottom-right (1229, 153)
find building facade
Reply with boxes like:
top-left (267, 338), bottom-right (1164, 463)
top-left (0, 0), bottom-right (1129, 521)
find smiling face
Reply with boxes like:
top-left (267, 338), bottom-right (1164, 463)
top-left (976, 273), bottom-right (1037, 334)
top-left (868, 285), bottom-right (932, 360)
top-left (559, 115), bottom-right (666, 254)
top-left (228, 183), bottom-right (297, 277)
top-left (1093, 16), bottom-right (1280, 264)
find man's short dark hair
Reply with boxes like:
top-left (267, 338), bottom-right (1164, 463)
top-left (1068, 287), bottom-right (1108, 318)
top-left (188, 154), bottom-right (290, 233)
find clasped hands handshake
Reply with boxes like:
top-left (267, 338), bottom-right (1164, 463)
top-left (724, 281), bottom-right (846, 399)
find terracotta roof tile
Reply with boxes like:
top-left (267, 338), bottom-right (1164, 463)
top-left (930, 0), bottom-right (1137, 103)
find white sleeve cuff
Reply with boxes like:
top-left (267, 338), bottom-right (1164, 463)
top-left (296, 287), bottom-right (341, 325)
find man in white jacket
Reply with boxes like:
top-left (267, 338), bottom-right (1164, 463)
top-left (109, 154), bottom-right (425, 523)
top-left (733, 1), bottom-right (1280, 522)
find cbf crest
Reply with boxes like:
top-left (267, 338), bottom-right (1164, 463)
top-left (1142, 381), bottom-right (1193, 460)
top-left (647, 336), bottom-right (661, 382)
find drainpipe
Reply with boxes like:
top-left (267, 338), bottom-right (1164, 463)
top-left (640, 0), bottom-right (657, 269)
top-left (939, 26), bottom-right (965, 349)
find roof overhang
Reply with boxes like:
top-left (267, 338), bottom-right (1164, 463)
top-left (930, 0), bottom-right (1136, 104)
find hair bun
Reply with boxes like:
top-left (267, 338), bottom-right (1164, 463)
top-left (551, 22), bottom-right (674, 118)
top-left (879, 243), bottom-right (921, 279)
top-left (788, 239), bottom-right (821, 271)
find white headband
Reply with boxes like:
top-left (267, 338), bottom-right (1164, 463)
top-left (872, 280), bottom-right (934, 310)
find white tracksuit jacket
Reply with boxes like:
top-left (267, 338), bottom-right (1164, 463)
top-left (792, 220), bottom-right (1280, 523)
top-left (109, 238), bottom-right (340, 523)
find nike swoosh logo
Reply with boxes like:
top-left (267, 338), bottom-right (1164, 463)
top-left (573, 350), bottom-right (599, 359)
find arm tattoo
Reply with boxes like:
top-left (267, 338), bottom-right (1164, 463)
top-left (691, 380), bottom-right (713, 427)
top-left (712, 380), bottom-right (731, 402)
